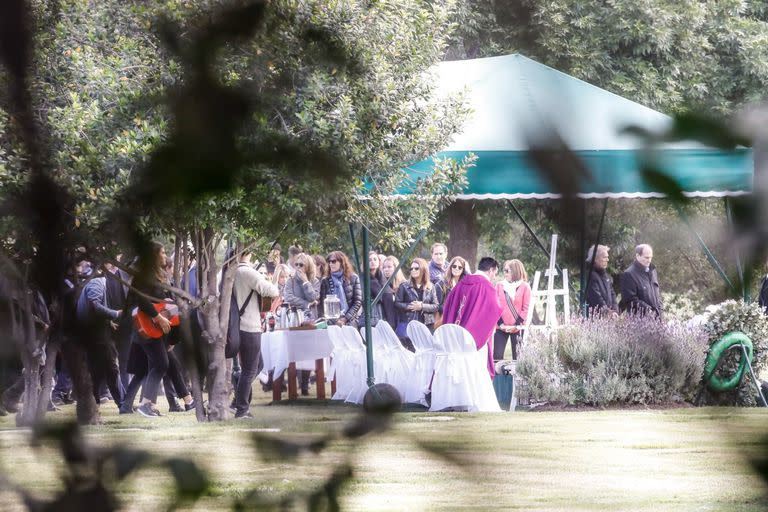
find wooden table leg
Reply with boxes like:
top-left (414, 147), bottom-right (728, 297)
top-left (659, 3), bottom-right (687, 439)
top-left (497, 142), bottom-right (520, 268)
top-left (315, 359), bottom-right (326, 399)
top-left (331, 375), bottom-right (337, 396)
top-left (288, 362), bottom-right (298, 400)
top-left (272, 372), bottom-right (282, 402)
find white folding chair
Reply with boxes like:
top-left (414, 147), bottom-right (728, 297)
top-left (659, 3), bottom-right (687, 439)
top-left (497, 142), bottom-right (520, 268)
top-left (405, 321), bottom-right (436, 405)
top-left (431, 324), bottom-right (501, 412)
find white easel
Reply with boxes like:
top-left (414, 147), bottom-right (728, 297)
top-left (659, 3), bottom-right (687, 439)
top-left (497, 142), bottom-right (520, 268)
top-left (522, 234), bottom-right (570, 341)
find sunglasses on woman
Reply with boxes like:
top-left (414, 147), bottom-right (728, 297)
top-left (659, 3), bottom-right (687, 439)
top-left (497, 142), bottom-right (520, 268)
top-left (410, 266), bottom-right (420, 271)
top-left (328, 259), bottom-right (338, 263)
top-left (296, 263), bottom-right (304, 268)
top-left (451, 264), bottom-right (464, 270)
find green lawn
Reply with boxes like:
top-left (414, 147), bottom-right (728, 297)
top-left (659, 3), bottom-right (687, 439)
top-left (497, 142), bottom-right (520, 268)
top-left (1, 389), bottom-right (767, 511)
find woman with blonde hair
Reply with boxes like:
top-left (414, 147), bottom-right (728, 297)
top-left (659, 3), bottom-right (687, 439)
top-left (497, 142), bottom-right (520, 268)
top-left (381, 256), bottom-right (406, 292)
top-left (283, 253), bottom-right (320, 395)
top-left (395, 257), bottom-right (439, 350)
top-left (284, 253), bottom-right (321, 319)
top-left (318, 251), bottom-right (362, 327)
top-left (494, 259), bottom-right (531, 361)
top-left (375, 255), bottom-right (403, 331)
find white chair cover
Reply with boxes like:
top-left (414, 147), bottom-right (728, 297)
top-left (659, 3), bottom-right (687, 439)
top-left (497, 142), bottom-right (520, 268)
top-left (340, 325), bottom-right (369, 404)
top-left (405, 321), bottom-right (436, 405)
top-left (430, 324), bottom-right (501, 412)
top-left (327, 326), bottom-right (353, 401)
top-left (361, 325), bottom-right (391, 396)
top-left (375, 321), bottom-right (415, 398)
top-left (361, 322), bottom-right (413, 400)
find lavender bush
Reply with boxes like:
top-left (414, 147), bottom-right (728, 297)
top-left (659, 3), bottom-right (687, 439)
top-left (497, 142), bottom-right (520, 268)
top-left (698, 300), bottom-right (768, 406)
top-left (516, 316), bottom-right (709, 406)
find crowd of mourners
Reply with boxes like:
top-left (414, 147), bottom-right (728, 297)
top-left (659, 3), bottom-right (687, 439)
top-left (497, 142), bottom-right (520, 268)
top-left (0, 239), bottom-right (664, 419)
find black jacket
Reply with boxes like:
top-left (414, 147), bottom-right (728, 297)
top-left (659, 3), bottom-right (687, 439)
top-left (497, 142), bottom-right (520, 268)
top-left (619, 261), bottom-right (662, 317)
top-left (318, 273), bottom-right (363, 324)
top-left (394, 282), bottom-right (439, 326)
top-left (585, 267), bottom-right (618, 315)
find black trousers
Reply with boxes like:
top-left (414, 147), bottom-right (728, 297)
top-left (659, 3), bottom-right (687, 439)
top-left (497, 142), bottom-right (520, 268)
top-left (233, 331), bottom-right (262, 414)
top-left (137, 339), bottom-right (169, 404)
top-left (493, 330), bottom-right (520, 361)
top-left (163, 349), bottom-right (189, 401)
top-left (83, 323), bottom-right (125, 407)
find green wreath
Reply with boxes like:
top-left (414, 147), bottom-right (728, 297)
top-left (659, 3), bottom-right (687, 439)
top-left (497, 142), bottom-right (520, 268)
top-left (703, 331), bottom-right (753, 392)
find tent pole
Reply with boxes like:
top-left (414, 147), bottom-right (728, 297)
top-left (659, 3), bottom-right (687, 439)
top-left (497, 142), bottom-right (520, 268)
top-left (676, 207), bottom-right (737, 295)
top-left (371, 229), bottom-right (427, 307)
top-left (725, 198), bottom-right (748, 302)
top-left (507, 200), bottom-right (552, 262)
top-left (582, 198), bottom-right (608, 317)
top-left (348, 223), bottom-right (361, 273)
top-left (506, 199), bottom-right (577, 295)
top-left (579, 202), bottom-right (587, 317)
top-left (361, 226), bottom-right (375, 387)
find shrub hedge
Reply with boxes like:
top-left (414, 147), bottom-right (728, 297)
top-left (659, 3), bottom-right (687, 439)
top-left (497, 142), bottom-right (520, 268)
top-left (516, 315), bottom-right (708, 406)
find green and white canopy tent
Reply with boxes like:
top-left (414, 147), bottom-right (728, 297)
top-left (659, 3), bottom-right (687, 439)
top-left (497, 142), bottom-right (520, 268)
top-left (404, 54), bottom-right (752, 199)
top-left (356, 54), bottom-right (753, 390)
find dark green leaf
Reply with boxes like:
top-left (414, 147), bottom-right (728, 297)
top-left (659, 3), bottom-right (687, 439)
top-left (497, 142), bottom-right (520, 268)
top-left (668, 113), bottom-right (751, 150)
top-left (251, 434), bottom-right (329, 462)
top-left (640, 165), bottom-right (689, 204)
top-left (307, 464), bottom-right (353, 512)
top-left (107, 447), bottom-right (152, 481)
top-left (165, 458), bottom-right (209, 501)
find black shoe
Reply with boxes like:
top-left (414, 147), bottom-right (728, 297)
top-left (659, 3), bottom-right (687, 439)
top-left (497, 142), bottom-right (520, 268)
top-left (0, 404), bottom-right (6, 416)
top-left (1, 395), bottom-right (18, 414)
top-left (301, 388), bottom-right (310, 397)
top-left (168, 400), bottom-right (183, 413)
top-left (184, 400), bottom-right (196, 412)
top-left (119, 405), bottom-right (134, 415)
top-left (137, 403), bottom-right (161, 418)
top-left (234, 410), bottom-right (253, 419)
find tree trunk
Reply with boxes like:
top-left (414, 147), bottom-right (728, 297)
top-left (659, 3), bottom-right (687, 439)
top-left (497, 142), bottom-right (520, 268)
top-left (447, 200), bottom-right (479, 269)
top-left (196, 227), bottom-right (233, 421)
top-left (14, 293), bottom-right (40, 426)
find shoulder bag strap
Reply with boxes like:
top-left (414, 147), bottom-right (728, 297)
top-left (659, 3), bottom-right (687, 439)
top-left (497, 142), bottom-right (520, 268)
top-left (504, 291), bottom-right (524, 325)
top-left (238, 290), bottom-right (255, 317)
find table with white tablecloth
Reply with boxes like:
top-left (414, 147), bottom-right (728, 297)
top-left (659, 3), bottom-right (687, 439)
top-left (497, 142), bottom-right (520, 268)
top-left (261, 329), bottom-right (335, 400)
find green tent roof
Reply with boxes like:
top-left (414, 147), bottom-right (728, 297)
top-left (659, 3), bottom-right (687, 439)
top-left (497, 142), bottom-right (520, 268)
top-left (406, 54), bottom-right (752, 199)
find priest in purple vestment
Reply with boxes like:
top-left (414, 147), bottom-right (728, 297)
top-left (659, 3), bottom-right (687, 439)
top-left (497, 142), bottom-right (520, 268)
top-left (442, 257), bottom-right (503, 377)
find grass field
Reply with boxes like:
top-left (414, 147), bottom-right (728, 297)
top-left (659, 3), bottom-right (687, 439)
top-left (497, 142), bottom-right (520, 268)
top-left (1, 389), bottom-right (768, 511)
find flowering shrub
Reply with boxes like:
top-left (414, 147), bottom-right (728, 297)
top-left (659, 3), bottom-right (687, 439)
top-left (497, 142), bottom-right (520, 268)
top-left (661, 291), bottom-right (704, 323)
top-left (698, 300), bottom-right (768, 406)
top-left (516, 315), bottom-right (708, 406)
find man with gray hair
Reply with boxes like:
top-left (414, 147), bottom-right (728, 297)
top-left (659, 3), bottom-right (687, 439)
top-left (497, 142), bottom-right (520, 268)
top-left (619, 243), bottom-right (662, 317)
top-left (585, 244), bottom-right (618, 317)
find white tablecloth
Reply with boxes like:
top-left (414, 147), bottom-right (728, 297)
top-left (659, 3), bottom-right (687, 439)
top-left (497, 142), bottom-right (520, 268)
top-left (261, 329), bottom-right (334, 377)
